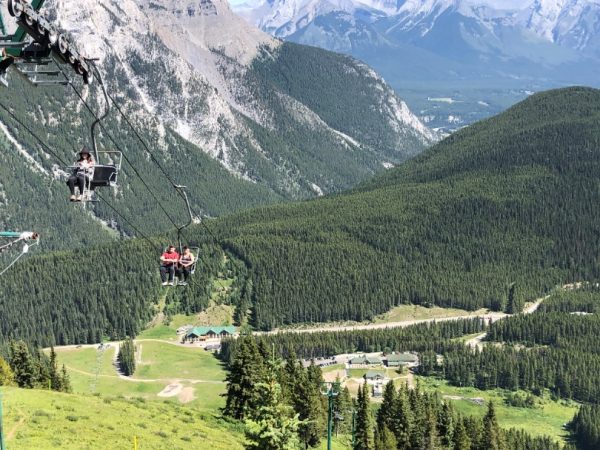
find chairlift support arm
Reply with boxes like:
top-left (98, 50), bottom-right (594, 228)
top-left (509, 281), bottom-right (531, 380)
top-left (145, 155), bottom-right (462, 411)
top-left (89, 62), bottom-right (110, 161)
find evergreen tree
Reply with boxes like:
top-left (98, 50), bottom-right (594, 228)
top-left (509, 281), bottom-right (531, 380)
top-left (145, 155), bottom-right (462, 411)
top-left (9, 341), bottom-right (36, 388)
top-left (374, 426), bottom-right (397, 450)
top-left (333, 384), bottom-right (352, 435)
top-left (438, 401), bottom-right (455, 448)
top-left (482, 402), bottom-right (504, 450)
top-left (244, 379), bottom-right (302, 450)
top-left (391, 384), bottom-right (413, 450)
top-left (354, 379), bottom-right (374, 450)
top-left (49, 346), bottom-right (61, 391)
top-left (117, 338), bottom-right (136, 376)
top-left (376, 381), bottom-right (396, 432)
top-left (224, 336), bottom-right (267, 420)
top-left (453, 417), bottom-right (471, 450)
top-left (505, 283), bottom-right (523, 314)
top-left (60, 364), bottom-right (72, 393)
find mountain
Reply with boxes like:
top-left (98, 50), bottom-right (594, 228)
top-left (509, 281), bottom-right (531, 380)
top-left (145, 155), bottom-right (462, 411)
top-left (0, 0), bottom-right (434, 250)
top-left (4, 87), bottom-right (600, 344)
top-left (236, 0), bottom-right (600, 131)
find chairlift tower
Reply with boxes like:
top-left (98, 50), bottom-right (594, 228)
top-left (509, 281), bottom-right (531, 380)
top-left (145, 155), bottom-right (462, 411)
top-left (320, 381), bottom-right (341, 450)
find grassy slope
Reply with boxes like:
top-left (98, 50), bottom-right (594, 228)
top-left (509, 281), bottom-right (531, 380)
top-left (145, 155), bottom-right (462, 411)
top-left (34, 338), bottom-right (576, 447)
top-left (418, 377), bottom-right (577, 444)
top-left (53, 341), bottom-right (227, 412)
top-left (1, 386), bottom-right (244, 450)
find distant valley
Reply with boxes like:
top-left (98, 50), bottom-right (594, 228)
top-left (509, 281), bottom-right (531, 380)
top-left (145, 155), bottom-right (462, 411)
top-left (235, 0), bottom-right (600, 132)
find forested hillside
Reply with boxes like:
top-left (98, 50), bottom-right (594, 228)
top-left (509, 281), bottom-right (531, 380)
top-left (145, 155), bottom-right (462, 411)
top-left (3, 87), bottom-right (600, 344)
top-left (213, 87), bottom-right (600, 328)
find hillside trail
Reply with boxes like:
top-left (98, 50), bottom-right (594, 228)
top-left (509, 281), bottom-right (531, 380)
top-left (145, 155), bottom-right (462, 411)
top-left (50, 338), bottom-right (184, 352)
top-left (465, 293), bottom-right (552, 350)
top-left (6, 406), bottom-right (26, 440)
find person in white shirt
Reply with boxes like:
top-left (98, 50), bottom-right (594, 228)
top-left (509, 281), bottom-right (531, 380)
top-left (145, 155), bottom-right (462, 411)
top-left (67, 148), bottom-right (95, 201)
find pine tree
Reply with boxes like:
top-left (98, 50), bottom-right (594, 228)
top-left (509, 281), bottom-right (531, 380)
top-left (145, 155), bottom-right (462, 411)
top-left (391, 384), bottom-right (412, 450)
top-left (9, 341), bottom-right (36, 388)
top-left (506, 283), bottom-right (523, 314)
top-left (49, 346), bottom-right (61, 391)
top-left (333, 384), bottom-right (352, 435)
top-left (483, 402), bottom-right (504, 450)
top-left (224, 336), bottom-right (267, 420)
top-left (376, 381), bottom-right (396, 432)
top-left (374, 425), bottom-right (397, 450)
top-left (354, 379), bottom-right (374, 450)
top-left (244, 379), bottom-right (303, 450)
top-left (60, 364), bottom-right (72, 393)
top-left (453, 416), bottom-right (471, 450)
top-left (117, 338), bottom-right (136, 376)
top-left (438, 401), bottom-right (455, 448)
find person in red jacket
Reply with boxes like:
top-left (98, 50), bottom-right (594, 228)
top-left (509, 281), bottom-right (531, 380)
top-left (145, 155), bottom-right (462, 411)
top-left (160, 245), bottom-right (179, 286)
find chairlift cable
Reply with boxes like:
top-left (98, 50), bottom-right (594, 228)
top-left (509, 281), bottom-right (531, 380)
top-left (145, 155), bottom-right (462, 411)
top-left (52, 57), bottom-right (181, 229)
top-left (0, 98), bottom-right (159, 251)
top-left (0, 239), bottom-right (38, 277)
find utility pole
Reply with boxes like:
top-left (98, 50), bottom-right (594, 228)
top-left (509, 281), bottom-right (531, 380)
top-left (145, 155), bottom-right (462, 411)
top-left (320, 381), bottom-right (340, 450)
top-left (0, 391), bottom-right (6, 450)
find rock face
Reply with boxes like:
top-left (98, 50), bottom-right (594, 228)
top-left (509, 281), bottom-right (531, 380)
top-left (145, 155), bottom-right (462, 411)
top-left (26, 0), bottom-right (434, 199)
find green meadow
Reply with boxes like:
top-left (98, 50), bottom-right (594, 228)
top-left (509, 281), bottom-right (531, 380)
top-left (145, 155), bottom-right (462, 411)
top-left (1, 386), bottom-right (244, 450)
top-left (418, 377), bottom-right (577, 444)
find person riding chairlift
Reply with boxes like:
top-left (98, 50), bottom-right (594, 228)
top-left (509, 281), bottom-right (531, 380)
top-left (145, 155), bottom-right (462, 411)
top-left (160, 245), bottom-right (179, 286)
top-left (177, 246), bottom-right (195, 286)
top-left (67, 148), bottom-right (95, 201)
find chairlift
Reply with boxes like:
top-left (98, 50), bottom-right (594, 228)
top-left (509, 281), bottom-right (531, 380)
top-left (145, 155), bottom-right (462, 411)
top-left (158, 188), bottom-right (200, 285)
top-left (1, 0), bottom-right (92, 86)
top-left (66, 65), bottom-right (121, 203)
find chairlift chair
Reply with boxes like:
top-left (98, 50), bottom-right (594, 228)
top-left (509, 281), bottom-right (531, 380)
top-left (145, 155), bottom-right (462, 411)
top-left (66, 150), bottom-right (122, 202)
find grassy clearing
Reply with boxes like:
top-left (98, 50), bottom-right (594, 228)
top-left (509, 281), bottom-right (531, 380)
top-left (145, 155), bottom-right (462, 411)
top-left (321, 364), bottom-right (346, 374)
top-left (276, 304), bottom-right (484, 331)
top-left (139, 298), bottom-right (235, 340)
top-left (1, 386), bottom-right (244, 450)
top-left (134, 341), bottom-right (226, 381)
top-left (418, 377), bottom-right (577, 444)
top-left (374, 305), bottom-right (487, 324)
top-left (53, 341), bottom-right (227, 411)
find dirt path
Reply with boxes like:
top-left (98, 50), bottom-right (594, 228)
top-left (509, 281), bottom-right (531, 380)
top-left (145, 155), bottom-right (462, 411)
top-left (64, 362), bottom-right (223, 385)
top-left (6, 408), bottom-right (26, 440)
top-left (257, 312), bottom-right (507, 336)
top-left (466, 333), bottom-right (488, 351)
top-left (464, 293), bottom-right (552, 350)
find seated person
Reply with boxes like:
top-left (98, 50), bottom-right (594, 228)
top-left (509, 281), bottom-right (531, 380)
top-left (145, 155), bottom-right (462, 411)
top-left (160, 245), bottom-right (179, 286)
top-left (67, 148), bottom-right (95, 201)
top-left (177, 246), bottom-right (195, 286)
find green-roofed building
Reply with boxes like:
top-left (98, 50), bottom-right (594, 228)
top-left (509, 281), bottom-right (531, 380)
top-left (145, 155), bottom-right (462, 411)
top-left (364, 371), bottom-right (386, 381)
top-left (183, 326), bottom-right (237, 343)
top-left (349, 356), bottom-right (367, 366)
top-left (385, 353), bottom-right (419, 367)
